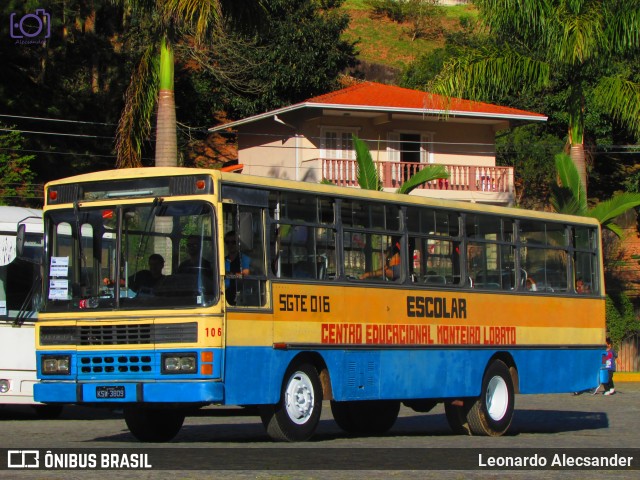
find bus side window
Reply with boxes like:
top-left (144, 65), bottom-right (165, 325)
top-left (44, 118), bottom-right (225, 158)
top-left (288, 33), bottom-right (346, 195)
top-left (224, 205), bottom-right (267, 307)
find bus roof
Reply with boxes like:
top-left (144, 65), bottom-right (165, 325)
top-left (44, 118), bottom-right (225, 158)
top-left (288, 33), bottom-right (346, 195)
top-left (44, 167), bottom-right (601, 227)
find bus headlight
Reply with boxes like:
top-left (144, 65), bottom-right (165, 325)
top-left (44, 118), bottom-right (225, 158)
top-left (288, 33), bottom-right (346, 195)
top-left (0, 379), bottom-right (9, 393)
top-left (42, 355), bottom-right (71, 375)
top-left (162, 353), bottom-right (197, 373)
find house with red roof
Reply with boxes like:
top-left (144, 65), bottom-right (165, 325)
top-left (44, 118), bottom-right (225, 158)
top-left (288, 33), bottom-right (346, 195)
top-left (209, 81), bottom-right (547, 205)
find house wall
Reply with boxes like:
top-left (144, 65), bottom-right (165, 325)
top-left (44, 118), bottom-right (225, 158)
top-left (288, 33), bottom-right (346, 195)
top-left (235, 114), bottom-right (508, 204)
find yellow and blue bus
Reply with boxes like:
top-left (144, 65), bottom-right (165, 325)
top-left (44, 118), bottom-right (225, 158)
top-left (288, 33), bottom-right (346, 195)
top-left (34, 167), bottom-right (605, 441)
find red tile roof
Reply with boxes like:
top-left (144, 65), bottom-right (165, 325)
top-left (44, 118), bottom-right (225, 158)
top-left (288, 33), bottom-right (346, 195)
top-left (209, 81), bottom-right (546, 132)
top-left (306, 81), bottom-right (546, 118)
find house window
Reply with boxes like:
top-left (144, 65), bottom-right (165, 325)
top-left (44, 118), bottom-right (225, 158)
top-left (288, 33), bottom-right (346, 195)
top-left (320, 127), bottom-right (358, 160)
top-left (387, 132), bottom-right (434, 163)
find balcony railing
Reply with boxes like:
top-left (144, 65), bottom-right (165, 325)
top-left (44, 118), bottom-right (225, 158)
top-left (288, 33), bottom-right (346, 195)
top-left (321, 158), bottom-right (513, 194)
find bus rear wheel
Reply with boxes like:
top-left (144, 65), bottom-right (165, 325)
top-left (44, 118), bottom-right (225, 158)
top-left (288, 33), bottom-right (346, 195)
top-left (124, 406), bottom-right (185, 442)
top-left (260, 363), bottom-right (322, 442)
top-left (331, 400), bottom-right (400, 434)
top-left (466, 360), bottom-right (514, 436)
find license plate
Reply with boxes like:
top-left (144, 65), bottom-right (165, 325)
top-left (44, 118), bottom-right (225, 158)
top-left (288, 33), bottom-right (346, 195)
top-left (96, 386), bottom-right (125, 399)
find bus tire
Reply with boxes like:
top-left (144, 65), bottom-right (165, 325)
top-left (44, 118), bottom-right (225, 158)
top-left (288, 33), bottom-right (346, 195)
top-left (260, 363), bottom-right (322, 442)
top-left (466, 360), bottom-right (514, 436)
top-left (444, 401), bottom-right (471, 435)
top-left (331, 400), bottom-right (400, 434)
top-left (124, 406), bottom-right (185, 442)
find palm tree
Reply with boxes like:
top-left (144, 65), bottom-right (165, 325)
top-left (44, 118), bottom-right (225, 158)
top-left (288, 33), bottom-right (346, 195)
top-left (115, 1), bottom-right (257, 168)
top-left (352, 134), bottom-right (449, 194)
top-left (551, 153), bottom-right (640, 237)
top-left (431, 0), bottom-right (640, 192)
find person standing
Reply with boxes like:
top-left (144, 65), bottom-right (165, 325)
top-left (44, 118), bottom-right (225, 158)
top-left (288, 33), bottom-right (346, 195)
top-left (602, 337), bottom-right (617, 395)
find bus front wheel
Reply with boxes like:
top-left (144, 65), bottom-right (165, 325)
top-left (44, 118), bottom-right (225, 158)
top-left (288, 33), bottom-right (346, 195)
top-left (466, 360), bottom-right (514, 436)
top-left (124, 406), bottom-right (185, 442)
top-left (260, 363), bottom-right (322, 442)
top-left (331, 400), bottom-right (400, 434)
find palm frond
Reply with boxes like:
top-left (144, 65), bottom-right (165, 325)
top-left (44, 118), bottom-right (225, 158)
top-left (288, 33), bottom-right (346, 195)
top-left (593, 76), bottom-right (640, 140)
top-left (549, 184), bottom-right (583, 215)
top-left (604, 0), bottom-right (640, 54)
top-left (554, 153), bottom-right (587, 211)
top-left (353, 135), bottom-right (381, 191)
top-left (115, 44), bottom-right (160, 168)
top-left (603, 222), bottom-right (624, 239)
top-left (553, 2), bottom-right (604, 65)
top-left (161, 0), bottom-right (223, 44)
top-left (397, 165), bottom-right (449, 195)
top-left (431, 46), bottom-right (550, 101)
top-left (587, 193), bottom-right (640, 237)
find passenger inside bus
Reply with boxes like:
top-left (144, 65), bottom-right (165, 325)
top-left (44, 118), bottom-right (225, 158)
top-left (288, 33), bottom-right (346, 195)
top-left (576, 278), bottom-right (591, 294)
top-left (224, 230), bottom-right (251, 305)
top-left (360, 238), bottom-right (401, 280)
top-left (129, 254), bottom-right (165, 293)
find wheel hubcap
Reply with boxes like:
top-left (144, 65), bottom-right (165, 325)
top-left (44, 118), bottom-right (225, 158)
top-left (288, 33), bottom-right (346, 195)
top-left (486, 375), bottom-right (509, 421)
top-left (285, 371), bottom-right (314, 425)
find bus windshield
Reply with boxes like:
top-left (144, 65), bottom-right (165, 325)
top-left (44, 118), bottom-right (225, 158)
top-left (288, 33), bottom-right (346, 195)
top-left (42, 200), bottom-right (217, 312)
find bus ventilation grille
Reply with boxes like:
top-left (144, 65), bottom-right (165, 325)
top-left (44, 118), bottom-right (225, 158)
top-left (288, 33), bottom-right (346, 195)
top-left (40, 322), bottom-right (197, 345)
top-left (79, 354), bottom-right (153, 374)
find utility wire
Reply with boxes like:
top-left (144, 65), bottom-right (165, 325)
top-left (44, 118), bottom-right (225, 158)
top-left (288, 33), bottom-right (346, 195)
top-left (0, 113), bottom-right (115, 126)
top-left (0, 128), bottom-right (114, 139)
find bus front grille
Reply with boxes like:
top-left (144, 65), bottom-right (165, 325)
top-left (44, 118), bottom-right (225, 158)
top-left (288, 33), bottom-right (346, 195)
top-left (40, 322), bottom-right (198, 346)
top-left (79, 354), bottom-right (153, 374)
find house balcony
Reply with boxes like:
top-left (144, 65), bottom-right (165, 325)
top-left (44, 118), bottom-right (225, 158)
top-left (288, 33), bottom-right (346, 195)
top-left (321, 158), bottom-right (514, 205)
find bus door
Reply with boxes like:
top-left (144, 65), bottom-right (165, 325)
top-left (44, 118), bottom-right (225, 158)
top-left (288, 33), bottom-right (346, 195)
top-left (221, 186), bottom-right (268, 308)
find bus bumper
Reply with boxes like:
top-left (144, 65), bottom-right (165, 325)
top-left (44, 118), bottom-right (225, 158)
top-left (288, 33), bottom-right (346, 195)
top-left (34, 381), bottom-right (224, 404)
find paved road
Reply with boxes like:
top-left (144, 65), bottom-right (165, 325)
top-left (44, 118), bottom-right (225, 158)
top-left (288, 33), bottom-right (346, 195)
top-left (2, 383), bottom-right (639, 479)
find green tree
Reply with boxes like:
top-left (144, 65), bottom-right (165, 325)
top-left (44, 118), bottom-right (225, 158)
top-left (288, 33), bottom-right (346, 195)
top-left (115, 1), bottom-right (260, 168)
top-left (431, 0), bottom-right (640, 192)
top-left (352, 135), bottom-right (449, 194)
top-left (605, 293), bottom-right (640, 350)
top-left (0, 126), bottom-right (37, 206)
top-left (550, 153), bottom-right (640, 237)
top-left (496, 125), bottom-right (564, 207)
top-left (215, 0), bottom-right (357, 119)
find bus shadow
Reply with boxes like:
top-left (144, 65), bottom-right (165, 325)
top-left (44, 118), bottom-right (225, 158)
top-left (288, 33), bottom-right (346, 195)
top-left (0, 404), bottom-right (119, 421)
top-left (90, 409), bottom-right (609, 444)
top-left (509, 409), bottom-right (609, 434)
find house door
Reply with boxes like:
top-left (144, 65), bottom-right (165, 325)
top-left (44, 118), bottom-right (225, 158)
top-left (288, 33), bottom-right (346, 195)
top-left (400, 134), bottom-right (421, 164)
top-left (400, 133), bottom-right (421, 181)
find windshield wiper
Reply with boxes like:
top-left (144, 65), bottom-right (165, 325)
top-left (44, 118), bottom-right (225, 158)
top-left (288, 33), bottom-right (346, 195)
top-left (130, 197), bottom-right (163, 286)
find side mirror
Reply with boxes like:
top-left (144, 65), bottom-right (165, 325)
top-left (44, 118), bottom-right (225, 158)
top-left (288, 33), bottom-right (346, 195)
top-left (16, 223), bottom-right (26, 258)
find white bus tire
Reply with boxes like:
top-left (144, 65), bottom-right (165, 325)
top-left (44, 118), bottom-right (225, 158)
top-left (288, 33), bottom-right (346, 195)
top-left (260, 362), bottom-right (323, 442)
top-left (466, 360), bottom-right (515, 436)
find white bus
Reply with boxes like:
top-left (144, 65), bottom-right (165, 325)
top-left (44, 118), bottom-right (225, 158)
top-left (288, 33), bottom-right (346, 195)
top-left (0, 206), bottom-right (61, 417)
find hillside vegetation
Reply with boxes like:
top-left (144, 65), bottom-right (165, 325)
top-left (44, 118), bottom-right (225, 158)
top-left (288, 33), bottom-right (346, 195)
top-left (341, 0), bottom-right (478, 74)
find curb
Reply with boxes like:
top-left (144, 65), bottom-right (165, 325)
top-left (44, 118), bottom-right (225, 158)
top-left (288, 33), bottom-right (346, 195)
top-left (615, 372), bottom-right (640, 382)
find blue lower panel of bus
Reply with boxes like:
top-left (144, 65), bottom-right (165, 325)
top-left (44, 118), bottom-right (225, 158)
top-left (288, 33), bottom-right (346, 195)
top-left (221, 346), bottom-right (603, 405)
top-left (35, 380), bottom-right (224, 403)
top-left (35, 346), bottom-right (603, 405)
